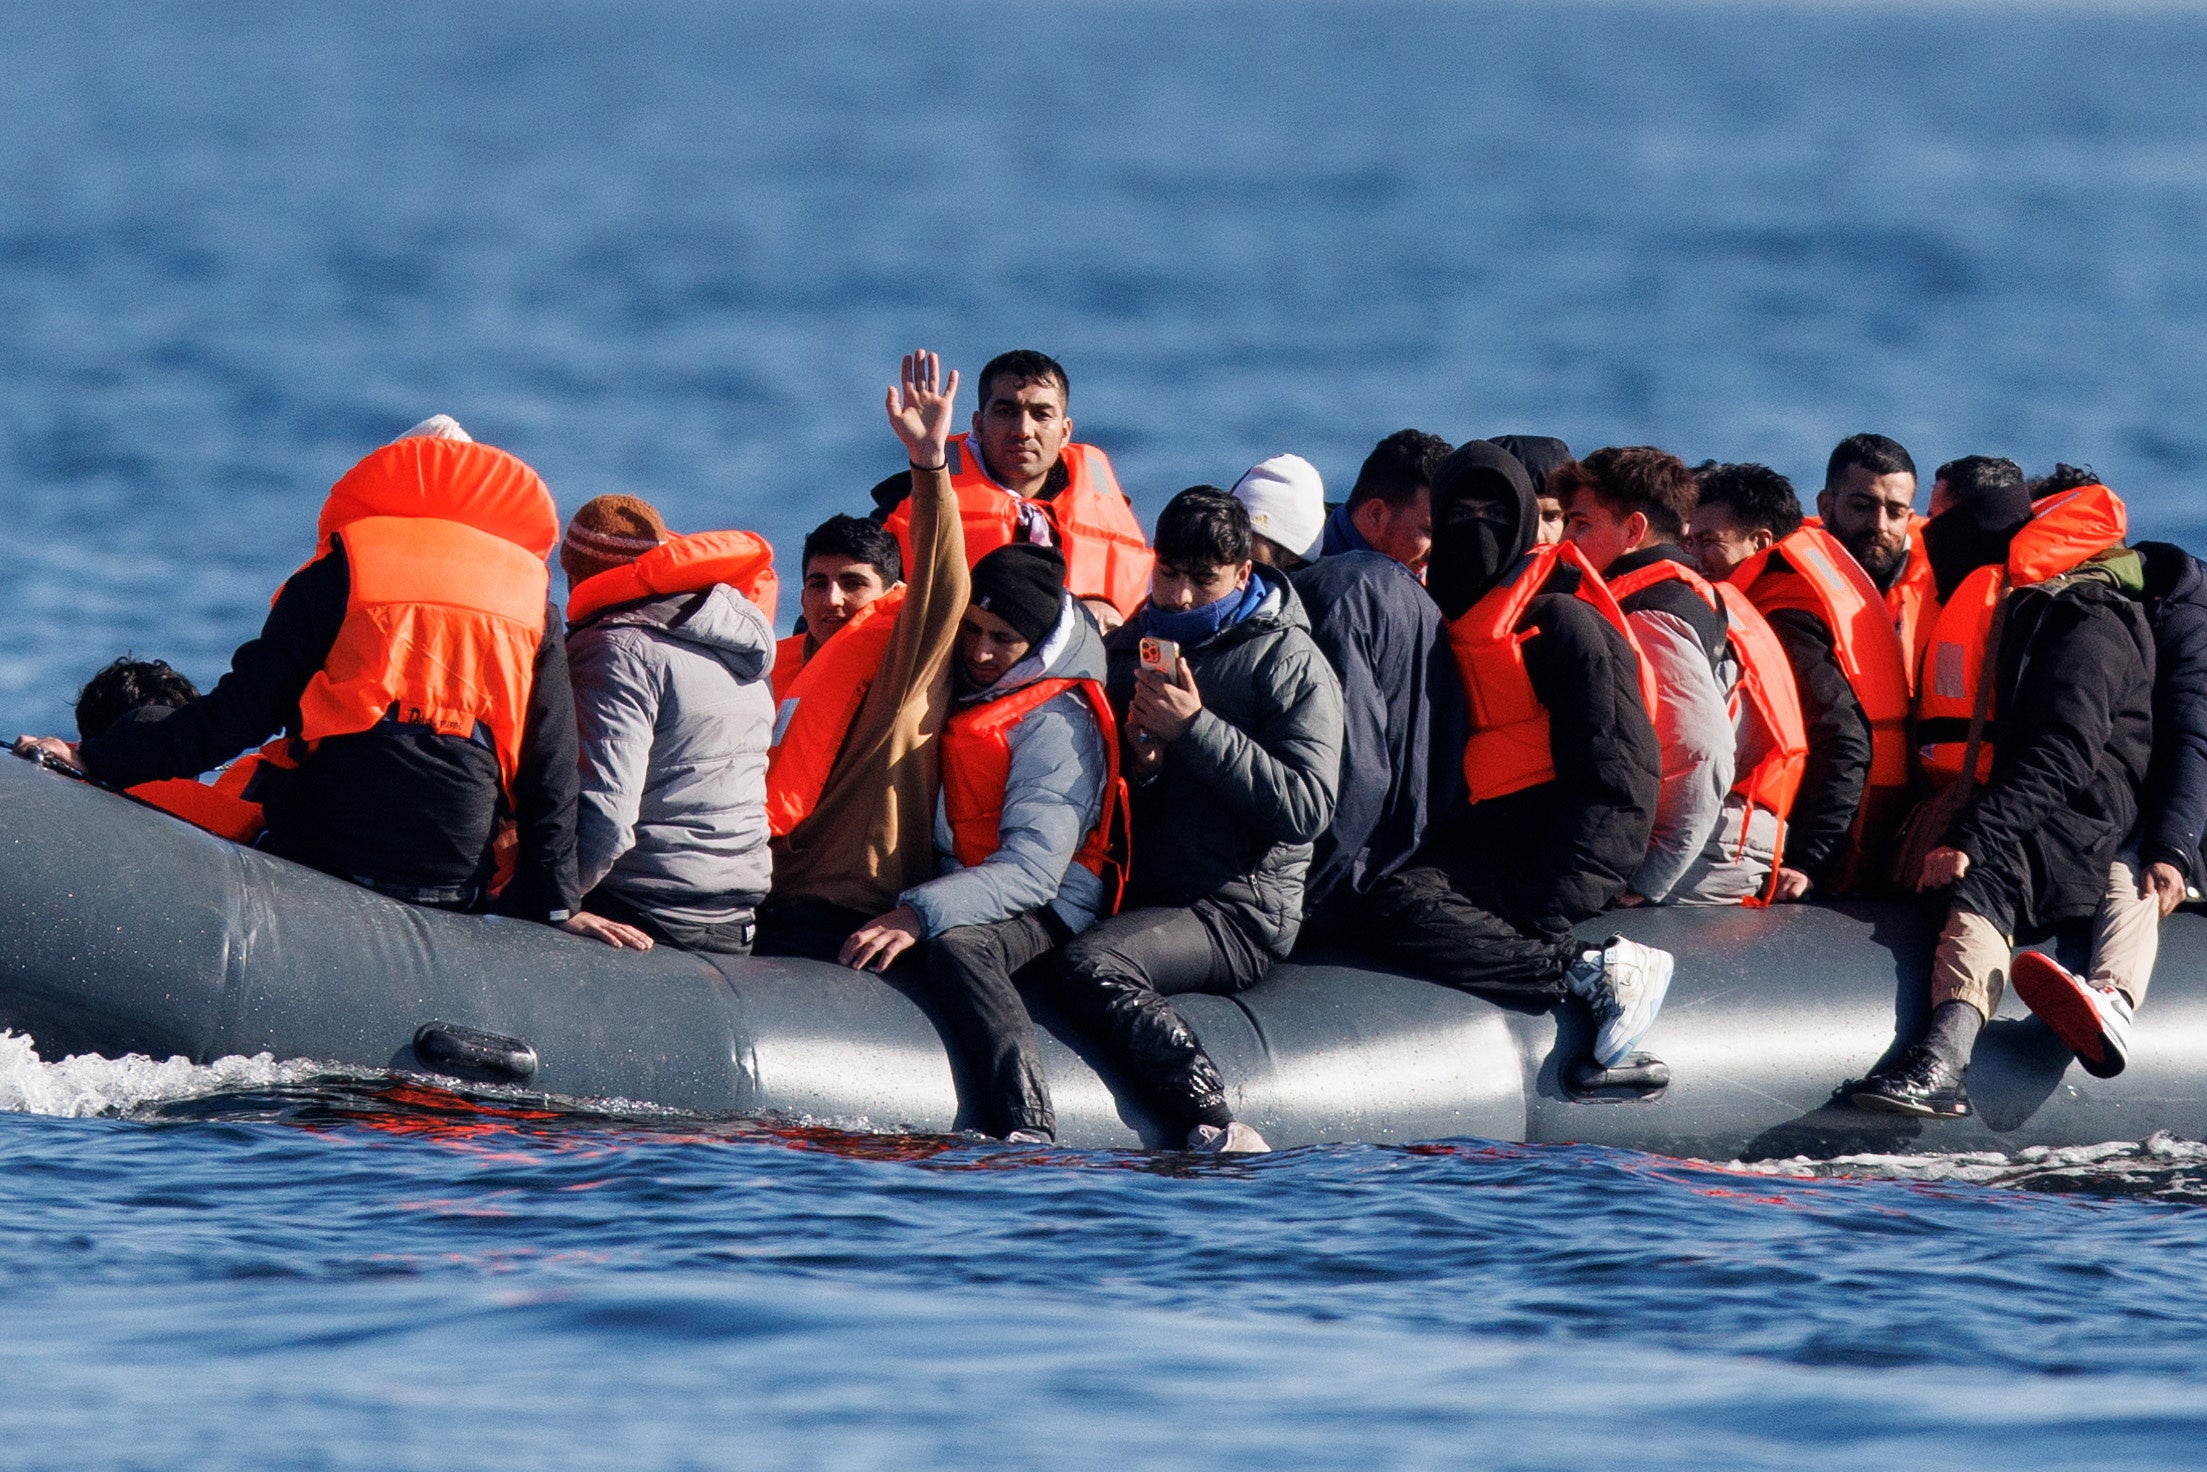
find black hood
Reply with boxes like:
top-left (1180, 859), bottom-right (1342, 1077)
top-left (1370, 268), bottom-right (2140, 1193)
top-left (1486, 435), bottom-right (1572, 499)
top-left (1427, 441), bottom-right (1537, 621)
top-left (1923, 483), bottom-right (2033, 602)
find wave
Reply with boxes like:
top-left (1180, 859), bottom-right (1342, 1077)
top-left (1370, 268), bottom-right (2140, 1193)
top-left (0, 1029), bottom-right (321, 1118)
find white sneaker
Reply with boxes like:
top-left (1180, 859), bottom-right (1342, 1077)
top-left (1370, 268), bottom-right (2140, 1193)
top-left (1185, 1122), bottom-right (1271, 1154)
top-left (1566, 935), bottom-right (1674, 1068)
top-left (2012, 950), bottom-right (2134, 1079)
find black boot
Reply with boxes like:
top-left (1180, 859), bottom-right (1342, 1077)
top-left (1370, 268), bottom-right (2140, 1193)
top-left (1851, 1002), bottom-right (1980, 1119)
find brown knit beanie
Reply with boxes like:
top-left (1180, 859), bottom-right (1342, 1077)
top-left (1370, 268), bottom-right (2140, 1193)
top-left (560, 495), bottom-right (668, 585)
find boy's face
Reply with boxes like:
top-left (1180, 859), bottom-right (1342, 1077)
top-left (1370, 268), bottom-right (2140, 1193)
top-left (1149, 559), bottom-right (1251, 613)
top-left (801, 556), bottom-right (894, 642)
top-left (1534, 496), bottom-right (1566, 546)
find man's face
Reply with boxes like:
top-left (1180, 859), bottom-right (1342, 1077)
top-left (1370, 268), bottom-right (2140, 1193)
top-left (1534, 496), bottom-right (1566, 546)
top-left (1818, 465), bottom-right (1917, 586)
top-left (1351, 486), bottom-right (1434, 574)
top-left (1562, 488), bottom-right (1644, 574)
top-left (972, 375), bottom-right (1071, 492)
top-left (801, 555), bottom-right (894, 642)
top-left (1928, 476), bottom-right (1956, 519)
top-left (957, 605), bottom-right (1032, 689)
top-left (1684, 504), bottom-right (1774, 581)
top-left (1149, 558), bottom-right (1251, 613)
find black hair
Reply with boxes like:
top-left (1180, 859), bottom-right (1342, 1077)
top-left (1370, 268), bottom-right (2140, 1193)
top-left (802, 513), bottom-right (902, 586)
top-left (2032, 462), bottom-right (2103, 496)
top-left (1347, 429), bottom-right (1453, 510)
top-left (1693, 462), bottom-right (1804, 540)
top-left (1824, 433), bottom-right (1917, 489)
top-left (1154, 486), bottom-right (1251, 569)
top-left (75, 657), bottom-right (198, 742)
top-left (1549, 446), bottom-right (1697, 542)
top-left (1934, 455), bottom-right (2026, 502)
top-left (976, 350), bottom-right (1070, 409)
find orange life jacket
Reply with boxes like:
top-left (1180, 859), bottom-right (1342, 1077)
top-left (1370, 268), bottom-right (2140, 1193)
top-left (1888, 518), bottom-right (1937, 690)
top-left (882, 434), bottom-right (1155, 619)
top-left (1915, 483), bottom-right (2128, 786)
top-left (1602, 556), bottom-right (1810, 899)
top-left (763, 586), bottom-right (907, 838)
top-left (566, 530), bottom-right (779, 628)
top-left (941, 676), bottom-right (1126, 908)
top-left (126, 739), bottom-right (296, 845)
top-left (771, 633), bottom-right (808, 703)
top-left (1448, 541), bottom-right (1660, 805)
top-left (296, 439), bottom-right (557, 802)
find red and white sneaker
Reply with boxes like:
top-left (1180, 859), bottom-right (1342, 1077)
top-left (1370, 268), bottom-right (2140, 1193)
top-left (2012, 951), bottom-right (2134, 1079)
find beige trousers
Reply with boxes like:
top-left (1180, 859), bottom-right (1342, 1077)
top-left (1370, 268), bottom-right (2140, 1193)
top-left (1930, 857), bottom-right (2160, 1019)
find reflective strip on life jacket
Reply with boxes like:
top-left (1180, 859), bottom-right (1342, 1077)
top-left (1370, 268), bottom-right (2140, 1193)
top-left (764, 585), bottom-right (907, 838)
top-left (1449, 541), bottom-right (1659, 806)
top-left (296, 516), bottom-right (551, 799)
top-left (1602, 555), bottom-right (1810, 897)
top-left (941, 676), bottom-right (1124, 902)
top-left (771, 632), bottom-right (808, 704)
top-left (1913, 483), bottom-right (2128, 786)
top-left (565, 529), bottom-right (780, 628)
top-left (883, 435), bottom-right (1156, 620)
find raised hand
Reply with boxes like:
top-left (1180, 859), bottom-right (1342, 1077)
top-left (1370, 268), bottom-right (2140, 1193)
top-left (884, 349), bottom-right (961, 470)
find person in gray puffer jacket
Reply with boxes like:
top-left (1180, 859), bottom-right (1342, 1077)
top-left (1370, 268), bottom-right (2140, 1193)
top-left (840, 544), bottom-right (1112, 1143)
top-left (1057, 488), bottom-right (1345, 1155)
top-left (561, 496), bottom-right (777, 954)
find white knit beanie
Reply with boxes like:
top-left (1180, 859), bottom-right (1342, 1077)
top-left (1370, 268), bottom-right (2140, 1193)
top-left (1230, 453), bottom-right (1326, 561)
top-left (393, 414), bottom-right (474, 444)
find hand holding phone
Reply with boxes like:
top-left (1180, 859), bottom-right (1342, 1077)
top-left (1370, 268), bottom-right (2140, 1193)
top-left (1139, 637), bottom-right (1179, 675)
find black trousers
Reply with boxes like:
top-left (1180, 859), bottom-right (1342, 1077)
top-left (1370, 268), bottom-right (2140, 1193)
top-left (1054, 900), bottom-right (1272, 1134)
top-left (1356, 844), bottom-right (1580, 1001)
top-left (924, 909), bottom-right (1071, 1139)
top-left (585, 886), bottom-right (754, 956)
top-left (754, 897), bottom-right (872, 961)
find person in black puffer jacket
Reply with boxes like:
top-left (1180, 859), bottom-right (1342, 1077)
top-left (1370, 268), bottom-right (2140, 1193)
top-left (1055, 488), bottom-right (1344, 1155)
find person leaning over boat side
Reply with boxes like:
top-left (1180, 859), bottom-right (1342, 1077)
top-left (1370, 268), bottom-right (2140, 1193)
top-left (1818, 433), bottom-right (1933, 677)
top-left (1851, 473), bottom-right (2151, 1117)
top-left (838, 545), bottom-right (1117, 1144)
top-left (1055, 488), bottom-right (1344, 1154)
top-left (1486, 435), bottom-right (1572, 547)
top-left (1349, 442), bottom-right (1670, 1067)
top-left (1559, 447), bottom-right (1737, 906)
top-left (560, 495), bottom-right (779, 955)
top-left (774, 515), bottom-right (905, 702)
top-left (15, 416), bottom-right (650, 950)
top-left (1230, 453), bottom-right (1328, 573)
top-left (754, 351), bottom-right (970, 960)
top-left (1319, 429), bottom-right (1451, 575)
top-left (2000, 465), bottom-right (2206, 1079)
top-left (1689, 463), bottom-right (1911, 900)
top-left (872, 349), bottom-right (1152, 631)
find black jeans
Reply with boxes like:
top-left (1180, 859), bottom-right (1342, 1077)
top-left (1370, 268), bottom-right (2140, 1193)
top-left (754, 897), bottom-right (872, 961)
top-left (1054, 900), bottom-right (1272, 1134)
top-left (1357, 841), bottom-right (1581, 1001)
top-left (924, 908), bottom-right (1072, 1140)
top-left (585, 886), bottom-right (754, 956)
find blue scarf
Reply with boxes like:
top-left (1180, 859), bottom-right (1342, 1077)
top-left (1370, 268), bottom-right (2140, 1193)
top-left (1321, 501), bottom-right (1372, 558)
top-left (1141, 576), bottom-right (1267, 649)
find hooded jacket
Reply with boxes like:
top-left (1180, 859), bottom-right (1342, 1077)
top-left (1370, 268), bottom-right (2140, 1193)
top-left (2137, 540), bottom-right (2207, 882)
top-left (1291, 549), bottom-right (1462, 916)
top-left (901, 596), bottom-right (1111, 937)
top-left (1103, 562), bottom-right (1344, 957)
top-left (567, 583), bottom-right (777, 927)
top-left (1426, 442), bottom-right (1661, 926)
top-left (1949, 555), bottom-right (2155, 928)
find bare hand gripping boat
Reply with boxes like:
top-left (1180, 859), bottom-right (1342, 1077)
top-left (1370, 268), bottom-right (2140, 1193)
top-left (2, 753), bottom-right (2199, 1158)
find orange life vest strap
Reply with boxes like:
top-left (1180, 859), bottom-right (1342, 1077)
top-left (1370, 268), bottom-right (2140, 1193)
top-left (565, 530), bottom-right (780, 627)
top-left (771, 632), bottom-right (808, 704)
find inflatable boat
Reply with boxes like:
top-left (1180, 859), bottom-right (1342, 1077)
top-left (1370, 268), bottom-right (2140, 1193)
top-left (2, 752), bottom-right (2201, 1159)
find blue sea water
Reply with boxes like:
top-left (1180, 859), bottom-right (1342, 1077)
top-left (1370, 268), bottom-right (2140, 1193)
top-left (7, 0), bottom-right (2207, 1465)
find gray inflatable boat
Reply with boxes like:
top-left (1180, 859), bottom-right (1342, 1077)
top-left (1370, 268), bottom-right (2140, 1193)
top-left (2, 752), bottom-right (2199, 1158)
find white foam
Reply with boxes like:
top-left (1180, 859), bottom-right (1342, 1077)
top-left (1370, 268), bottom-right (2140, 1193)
top-left (1725, 1131), bottom-right (2207, 1187)
top-left (0, 1030), bottom-right (320, 1118)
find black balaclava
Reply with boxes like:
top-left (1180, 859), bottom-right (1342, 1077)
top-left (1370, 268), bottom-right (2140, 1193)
top-left (1427, 441), bottom-right (1537, 621)
top-left (1923, 479), bottom-right (2034, 602)
top-left (1486, 435), bottom-right (1572, 500)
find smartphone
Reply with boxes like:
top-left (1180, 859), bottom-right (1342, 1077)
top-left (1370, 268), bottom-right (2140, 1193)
top-left (1139, 637), bottom-right (1180, 675)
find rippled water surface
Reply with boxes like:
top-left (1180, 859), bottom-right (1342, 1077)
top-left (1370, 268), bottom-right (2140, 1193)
top-left (7, 0), bottom-right (2207, 1465)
